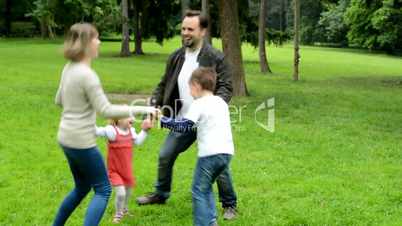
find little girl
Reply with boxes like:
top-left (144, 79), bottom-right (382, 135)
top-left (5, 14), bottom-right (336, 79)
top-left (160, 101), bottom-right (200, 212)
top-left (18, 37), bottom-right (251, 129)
top-left (96, 116), bottom-right (153, 223)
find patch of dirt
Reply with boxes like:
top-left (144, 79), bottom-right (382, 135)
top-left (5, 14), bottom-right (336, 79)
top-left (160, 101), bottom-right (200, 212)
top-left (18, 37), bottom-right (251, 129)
top-left (107, 93), bottom-right (151, 104)
top-left (381, 79), bottom-right (402, 87)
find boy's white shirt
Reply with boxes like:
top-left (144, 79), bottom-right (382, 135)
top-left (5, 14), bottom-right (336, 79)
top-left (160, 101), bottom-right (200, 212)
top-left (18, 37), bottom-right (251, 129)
top-left (95, 125), bottom-right (147, 145)
top-left (185, 95), bottom-right (235, 157)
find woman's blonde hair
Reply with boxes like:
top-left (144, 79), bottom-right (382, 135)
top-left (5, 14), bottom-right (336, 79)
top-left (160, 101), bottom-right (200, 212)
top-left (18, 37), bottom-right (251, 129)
top-left (64, 23), bottom-right (98, 62)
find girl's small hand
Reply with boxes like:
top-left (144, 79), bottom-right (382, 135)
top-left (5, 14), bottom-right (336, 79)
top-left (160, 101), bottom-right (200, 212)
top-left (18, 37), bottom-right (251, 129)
top-left (141, 118), bottom-right (153, 131)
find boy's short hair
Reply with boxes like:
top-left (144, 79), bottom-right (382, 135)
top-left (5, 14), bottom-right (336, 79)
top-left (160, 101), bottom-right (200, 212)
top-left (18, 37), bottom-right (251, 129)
top-left (64, 23), bottom-right (98, 62)
top-left (190, 67), bottom-right (217, 92)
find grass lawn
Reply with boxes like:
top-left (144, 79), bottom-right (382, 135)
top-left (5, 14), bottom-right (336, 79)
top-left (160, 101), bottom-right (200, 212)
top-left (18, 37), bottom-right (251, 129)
top-left (0, 37), bottom-right (401, 226)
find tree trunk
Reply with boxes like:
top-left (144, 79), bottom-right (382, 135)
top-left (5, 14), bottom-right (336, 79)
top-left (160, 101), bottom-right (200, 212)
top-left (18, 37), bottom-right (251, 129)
top-left (40, 20), bottom-right (47, 39)
top-left (120, 0), bottom-right (131, 57)
top-left (219, 0), bottom-right (248, 96)
top-left (181, 0), bottom-right (190, 18)
top-left (48, 23), bottom-right (55, 39)
top-left (202, 0), bottom-right (212, 44)
top-left (293, 0), bottom-right (300, 81)
top-left (279, 0), bottom-right (284, 32)
top-left (133, 4), bottom-right (144, 55)
top-left (285, 0), bottom-right (289, 31)
top-left (258, 0), bottom-right (272, 73)
top-left (4, 0), bottom-right (12, 36)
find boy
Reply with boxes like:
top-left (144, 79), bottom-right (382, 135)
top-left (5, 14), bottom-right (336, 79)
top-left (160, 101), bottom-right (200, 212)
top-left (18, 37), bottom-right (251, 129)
top-left (160, 67), bottom-right (235, 226)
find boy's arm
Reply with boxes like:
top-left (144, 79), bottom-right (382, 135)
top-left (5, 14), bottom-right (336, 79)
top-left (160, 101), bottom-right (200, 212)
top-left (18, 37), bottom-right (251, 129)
top-left (96, 125), bottom-right (117, 141)
top-left (160, 117), bottom-right (196, 133)
top-left (160, 99), bottom-right (201, 133)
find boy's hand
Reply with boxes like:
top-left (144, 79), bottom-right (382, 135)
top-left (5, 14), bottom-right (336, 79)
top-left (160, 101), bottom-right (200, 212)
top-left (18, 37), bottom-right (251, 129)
top-left (153, 108), bottom-right (162, 120)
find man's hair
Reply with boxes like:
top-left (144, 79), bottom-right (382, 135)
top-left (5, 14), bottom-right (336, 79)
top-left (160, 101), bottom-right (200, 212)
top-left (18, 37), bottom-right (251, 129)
top-left (64, 23), bottom-right (98, 62)
top-left (184, 10), bottom-right (209, 29)
top-left (190, 67), bottom-right (217, 92)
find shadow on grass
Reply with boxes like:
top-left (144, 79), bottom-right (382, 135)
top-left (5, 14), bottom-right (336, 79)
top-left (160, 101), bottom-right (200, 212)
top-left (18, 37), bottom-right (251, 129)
top-left (315, 75), bottom-right (402, 90)
top-left (100, 51), bottom-right (170, 61)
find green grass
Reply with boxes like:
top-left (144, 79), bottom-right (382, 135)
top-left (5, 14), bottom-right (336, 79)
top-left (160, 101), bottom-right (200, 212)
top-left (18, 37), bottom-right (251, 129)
top-left (0, 37), bottom-right (401, 226)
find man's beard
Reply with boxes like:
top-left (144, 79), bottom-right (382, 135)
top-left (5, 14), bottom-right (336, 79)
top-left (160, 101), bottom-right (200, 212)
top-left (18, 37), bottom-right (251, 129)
top-left (182, 37), bottom-right (198, 48)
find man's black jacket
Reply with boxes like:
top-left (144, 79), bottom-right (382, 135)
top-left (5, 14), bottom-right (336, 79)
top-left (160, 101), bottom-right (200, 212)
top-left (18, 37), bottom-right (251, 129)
top-left (150, 42), bottom-right (233, 117)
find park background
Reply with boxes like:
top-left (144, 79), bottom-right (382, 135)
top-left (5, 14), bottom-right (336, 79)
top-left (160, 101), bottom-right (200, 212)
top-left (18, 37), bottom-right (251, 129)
top-left (0, 0), bottom-right (401, 225)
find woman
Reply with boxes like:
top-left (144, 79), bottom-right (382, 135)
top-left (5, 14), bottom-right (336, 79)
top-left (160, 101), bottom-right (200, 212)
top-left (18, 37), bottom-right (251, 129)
top-left (53, 23), bottom-right (157, 226)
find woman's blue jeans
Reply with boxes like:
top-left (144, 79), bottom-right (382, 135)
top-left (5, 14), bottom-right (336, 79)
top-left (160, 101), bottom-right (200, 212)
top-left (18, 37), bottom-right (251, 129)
top-left (53, 145), bottom-right (111, 226)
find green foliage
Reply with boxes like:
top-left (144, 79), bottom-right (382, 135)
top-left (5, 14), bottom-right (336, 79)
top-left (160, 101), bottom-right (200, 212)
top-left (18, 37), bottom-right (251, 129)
top-left (286, 0), bottom-right (327, 45)
top-left (345, 0), bottom-right (402, 52)
top-left (138, 0), bottom-right (181, 45)
top-left (318, 0), bottom-right (350, 46)
top-left (56, 0), bottom-right (120, 35)
top-left (9, 21), bottom-right (37, 37)
top-left (371, 0), bottom-right (402, 51)
top-left (266, 29), bottom-right (292, 46)
top-left (26, 0), bottom-right (58, 38)
top-left (300, 0), bottom-right (326, 44)
top-left (26, 0), bottom-right (57, 27)
top-left (91, 1), bottom-right (121, 35)
top-left (239, 0), bottom-right (291, 48)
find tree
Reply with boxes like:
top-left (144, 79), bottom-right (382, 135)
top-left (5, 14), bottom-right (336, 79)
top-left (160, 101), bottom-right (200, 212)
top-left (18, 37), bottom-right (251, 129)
top-left (49, 0), bottom-right (120, 35)
top-left (182, 0), bottom-right (190, 17)
top-left (120, 0), bottom-right (130, 57)
top-left (293, 0), bottom-right (300, 81)
top-left (202, 0), bottom-right (212, 44)
top-left (132, 0), bottom-right (144, 55)
top-left (345, 0), bottom-right (402, 53)
top-left (128, 1), bottom-right (180, 54)
top-left (27, 0), bottom-right (57, 39)
top-left (4, 0), bottom-right (11, 36)
top-left (285, 0), bottom-right (325, 45)
top-left (219, 0), bottom-right (248, 96)
top-left (318, 0), bottom-right (350, 46)
top-left (258, 0), bottom-right (272, 73)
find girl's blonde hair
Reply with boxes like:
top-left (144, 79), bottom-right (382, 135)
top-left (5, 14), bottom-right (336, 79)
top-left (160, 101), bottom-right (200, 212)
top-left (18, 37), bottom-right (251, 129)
top-left (64, 23), bottom-right (98, 62)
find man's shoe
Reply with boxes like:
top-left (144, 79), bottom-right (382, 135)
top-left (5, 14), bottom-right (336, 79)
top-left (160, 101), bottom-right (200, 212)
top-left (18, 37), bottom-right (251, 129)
top-left (223, 207), bottom-right (237, 220)
top-left (136, 192), bottom-right (166, 205)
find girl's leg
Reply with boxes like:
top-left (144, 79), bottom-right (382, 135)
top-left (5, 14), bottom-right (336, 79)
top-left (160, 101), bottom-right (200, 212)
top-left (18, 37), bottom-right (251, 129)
top-left (114, 186), bottom-right (126, 214)
top-left (113, 186), bottom-right (126, 223)
top-left (123, 186), bottom-right (132, 214)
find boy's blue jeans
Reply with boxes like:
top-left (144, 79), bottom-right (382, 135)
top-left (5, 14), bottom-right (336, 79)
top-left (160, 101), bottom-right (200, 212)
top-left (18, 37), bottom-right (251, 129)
top-left (53, 145), bottom-right (112, 226)
top-left (192, 154), bottom-right (232, 226)
top-left (156, 130), bottom-right (237, 208)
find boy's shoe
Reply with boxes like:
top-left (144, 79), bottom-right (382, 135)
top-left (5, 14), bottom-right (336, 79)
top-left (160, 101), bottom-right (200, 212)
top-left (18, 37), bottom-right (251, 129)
top-left (136, 192), bottom-right (166, 205)
top-left (223, 207), bottom-right (237, 220)
top-left (112, 212), bottom-right (124, 224)
top-left (210, 221), bottom-right (219, 226)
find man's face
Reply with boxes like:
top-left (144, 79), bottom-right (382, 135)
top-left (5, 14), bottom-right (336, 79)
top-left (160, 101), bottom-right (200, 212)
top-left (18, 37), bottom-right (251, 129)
top-left (181, 16), bottom-right (205, 49)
